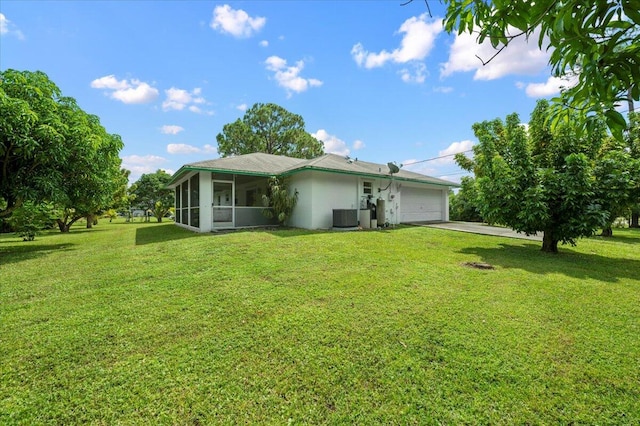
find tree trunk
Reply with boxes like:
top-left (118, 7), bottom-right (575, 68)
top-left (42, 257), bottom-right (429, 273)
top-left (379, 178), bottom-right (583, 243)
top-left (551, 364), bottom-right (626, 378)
top-left (86, 214), bottom-right (93, 229)
top-left (600, 226), bottom-right (613, 237)
top-left (541, 231), bottom-right (559, 253)
top-left (57, 219), bottom-right (70, 233)
top-left (631, 212), bottom-right (639, 228)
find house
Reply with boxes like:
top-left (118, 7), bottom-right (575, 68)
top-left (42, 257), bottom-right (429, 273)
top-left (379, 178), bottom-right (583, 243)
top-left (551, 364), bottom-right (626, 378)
top-left (167, 152), bottom-right (458, 232)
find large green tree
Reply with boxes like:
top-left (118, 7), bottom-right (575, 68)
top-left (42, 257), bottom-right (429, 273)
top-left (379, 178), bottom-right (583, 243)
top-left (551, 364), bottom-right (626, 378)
top-left (1, 69), bottom-right (125, 232)
top-left (1, 69), bottom-right (67, 217)
top-left (130, 170), bottom-right (174, 222)
top-left (216, 103), bottom-right (324, 159)
top-left (439, 0), bottom-right (639, 139)
top-left (456, 100), bottom-right (612, 253)
top-left (53, 99), bottom-right (125, 231)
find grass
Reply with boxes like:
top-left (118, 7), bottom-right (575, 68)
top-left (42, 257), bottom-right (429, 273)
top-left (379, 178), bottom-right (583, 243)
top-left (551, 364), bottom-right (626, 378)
top-left (1, 221), bottom-right (639, 424)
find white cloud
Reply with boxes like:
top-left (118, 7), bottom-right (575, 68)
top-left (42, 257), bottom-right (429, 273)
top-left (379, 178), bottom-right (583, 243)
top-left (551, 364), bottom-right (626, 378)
top-left (167, 144), bottom-right (201, 154)
top-left (167, 143), bottom-right (218, 155)
top-left (312, 129), bottom-right (350, 156)
top-left (210, 4), bottom-right (265, 38)
top-left (441, 28), bottom-right (550, 80)
top-left (402, 140), bottom-right (474, 179)
top-left (435, 140), bottom-right (475, 165)
top-left (162, 87), bottom-right (209, 113)
top-left (91, 75), bottom-right (159, 104)
top-left (111, 82), bottom-right (159, 104)
top-left (121, 154), bottom-right (169, 182)
top-left (433, 86), bottom-right (453, 94)
top-left (90, 75), bottom-right (129, 90)
top-left (399, 63), bottom-right (427, 84)
top-left (236, 103), bottom-right (248, 111)
top-left (160, 125), bottom-right (184, 135)
top-left (259, 40), bottom-right (268, 47)
top-left (0, 13), bottom-right (24, 40)
top-left (203, 144), bottom-right (218, 154)
top-left (265, 56), bottom-right (323, 96)
top-left (353, 140), bottom-right (365, 150)
top-left (351, 14), bottom-right (442, 71)
top-left (519, 75), bottom-right (579, 97)
top-left (403, 159), bottom-right (438, 176)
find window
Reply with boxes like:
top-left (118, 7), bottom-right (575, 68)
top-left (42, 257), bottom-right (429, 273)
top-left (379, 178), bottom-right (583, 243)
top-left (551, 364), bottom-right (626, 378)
top-left (181, 181), bottom-right (189, 225)
top-left (363, 181), bottom-right (373, 195)
top-left (190, 174), bottom-right (199, 207)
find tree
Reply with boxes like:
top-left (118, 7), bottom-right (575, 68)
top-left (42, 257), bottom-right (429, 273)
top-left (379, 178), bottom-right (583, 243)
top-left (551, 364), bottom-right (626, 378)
top-left (8, 201), bottom-right (58, 241)
top-left (52, 99), bottom-right (125, 232)
top-left (627, 112), bottom-right (640, 227)
top-left (130, 170), bottom-right (174, 222)
top-left (594, 124), bottom-right (640, 236)
top-left (261, 177), bottom-right (298, 225)
top-left (449, 176), bottom-right (483, 222)
top-left (439, 0), bottom-right (639, 139)
top-left (1, 69), bottom-right (67, 218)
top-left (456, 100), bottom-right (611, 253)
top-left (216, 103), bottom-right (324, 159)
top-left (0, 69), bottom-right (125, 232)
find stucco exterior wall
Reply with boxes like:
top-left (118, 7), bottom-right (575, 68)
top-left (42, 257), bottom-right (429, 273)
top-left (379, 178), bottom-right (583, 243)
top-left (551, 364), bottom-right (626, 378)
top-left (289, 171), bottom-right (359, 229)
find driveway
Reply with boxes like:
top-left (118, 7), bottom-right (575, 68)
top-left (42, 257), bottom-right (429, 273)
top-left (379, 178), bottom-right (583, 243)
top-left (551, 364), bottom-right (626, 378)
top-left (414, 221), bottom-right (543, 241)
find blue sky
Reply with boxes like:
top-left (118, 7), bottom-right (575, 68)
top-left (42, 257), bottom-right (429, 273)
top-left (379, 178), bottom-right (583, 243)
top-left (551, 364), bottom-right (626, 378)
top-left (1, 1), bottom-right (585, 183)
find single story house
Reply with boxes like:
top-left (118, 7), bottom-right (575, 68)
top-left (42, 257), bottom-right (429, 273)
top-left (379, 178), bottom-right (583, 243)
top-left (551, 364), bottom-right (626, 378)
top-left (167, 152), bottom-right (458, 232)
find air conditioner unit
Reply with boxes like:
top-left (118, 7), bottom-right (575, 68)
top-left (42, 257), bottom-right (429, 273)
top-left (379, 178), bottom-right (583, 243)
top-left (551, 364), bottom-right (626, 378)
top-left (332, 209), bottom-right (358, 228)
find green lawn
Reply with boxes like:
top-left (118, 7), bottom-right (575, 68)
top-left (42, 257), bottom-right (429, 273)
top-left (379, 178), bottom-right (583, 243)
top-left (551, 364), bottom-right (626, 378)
top-left (1, 221), bottom-right (639, 424)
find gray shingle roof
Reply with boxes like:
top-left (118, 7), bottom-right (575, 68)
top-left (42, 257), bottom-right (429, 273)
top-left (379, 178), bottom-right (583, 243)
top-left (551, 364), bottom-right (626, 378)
top-left (186, 152), bottom-right (306, 175)
top-left (169, 152), bottom-right (458, 187)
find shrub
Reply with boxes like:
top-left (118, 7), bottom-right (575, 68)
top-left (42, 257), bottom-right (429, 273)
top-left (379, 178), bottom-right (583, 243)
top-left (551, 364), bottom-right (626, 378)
top-left (8, 201), bottom-right (58, 241)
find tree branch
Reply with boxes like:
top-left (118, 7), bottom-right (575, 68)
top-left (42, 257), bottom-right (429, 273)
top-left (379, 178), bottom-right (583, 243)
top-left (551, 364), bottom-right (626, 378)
top-left (400, 0), bottom-right (432, 18)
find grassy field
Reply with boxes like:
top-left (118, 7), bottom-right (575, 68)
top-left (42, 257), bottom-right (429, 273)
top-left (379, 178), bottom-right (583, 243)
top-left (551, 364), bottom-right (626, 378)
top-left (1, 221), bottom-right (639, 424)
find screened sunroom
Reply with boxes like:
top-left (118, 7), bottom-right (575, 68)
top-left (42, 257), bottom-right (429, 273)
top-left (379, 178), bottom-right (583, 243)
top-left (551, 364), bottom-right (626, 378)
top-left (171, 171), bottom-right (277, 232)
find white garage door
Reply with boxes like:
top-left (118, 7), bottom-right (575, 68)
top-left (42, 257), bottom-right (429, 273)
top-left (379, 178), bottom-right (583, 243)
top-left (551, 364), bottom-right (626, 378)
top-left (400, 187), bottom-right (443, 223)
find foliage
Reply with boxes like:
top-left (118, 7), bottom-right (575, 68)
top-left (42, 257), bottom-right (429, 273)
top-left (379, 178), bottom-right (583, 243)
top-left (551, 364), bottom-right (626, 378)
top-left (53, 102), bottom-right (125, 232)
top-left (594, 122), bottom-right (640, 235)
top-left (0, 69), bottom-right (66, 217)
top-left (1, 222), bottom-right (639, 423)
top-left (626, 112), bottom-right (640, 227)
top-left (216, 103), bottom-right (324, 159)
top-left (448, 176), bottom-right (483, 222)
top-left (261, 176), bottom-right (298, 224)
top-left (7, 201), bottom-right (58, 241)
top-left (130, 170), bottom-right (174, 222)
top-left (456, 100), bottom-right (612, 252)
top-left (0, 69), bottom-right (125, 231)
top-left (441, 0), bottom-right (639, 139)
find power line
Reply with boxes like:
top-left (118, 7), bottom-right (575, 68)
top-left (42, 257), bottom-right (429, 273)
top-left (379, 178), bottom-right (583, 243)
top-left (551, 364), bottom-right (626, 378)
top-left (405, 149), bottom-right (473, 166)
top-left (438, 171), bottom-right (472, 178)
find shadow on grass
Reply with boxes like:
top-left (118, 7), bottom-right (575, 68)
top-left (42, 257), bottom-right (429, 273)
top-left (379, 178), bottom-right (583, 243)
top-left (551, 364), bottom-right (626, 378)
top-left (135, 223), bottom-right (201, 245)
top-left (459, 243), bottom-right (640, 283)
top-left (591, 230), bottom-right (640, 245)
top-left (0, 243), bottom-right (75, 266)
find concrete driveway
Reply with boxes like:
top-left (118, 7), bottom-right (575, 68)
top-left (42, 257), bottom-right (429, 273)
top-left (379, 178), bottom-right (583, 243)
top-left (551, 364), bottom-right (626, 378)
top-left (414, 221), bottom-right (543, 241)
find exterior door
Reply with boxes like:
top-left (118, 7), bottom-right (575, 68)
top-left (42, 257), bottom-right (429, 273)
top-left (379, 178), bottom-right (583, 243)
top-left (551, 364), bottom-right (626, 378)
top-left (212, 180), bottom-right (234, 227)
